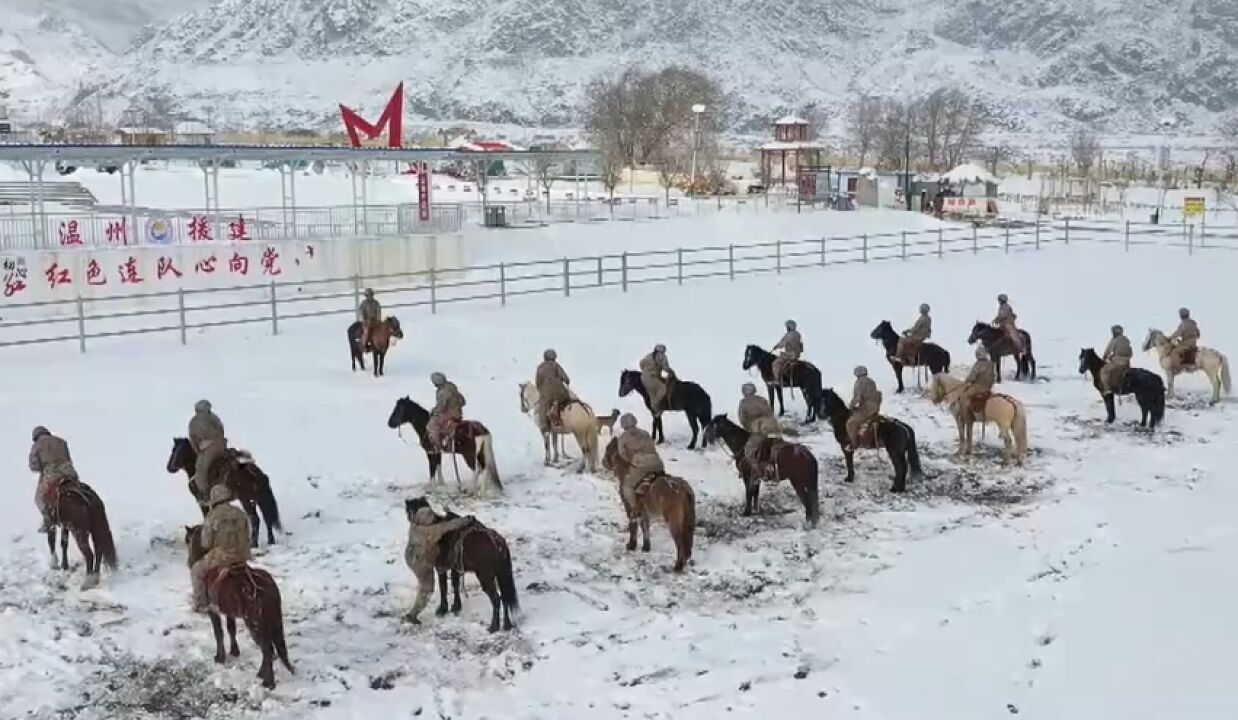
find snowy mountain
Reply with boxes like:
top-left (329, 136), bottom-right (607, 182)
top-left (4, 0), bottom-right (1238, 133)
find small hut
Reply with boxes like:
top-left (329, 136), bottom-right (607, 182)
top-left (758, 116), bottom-right (825, 189)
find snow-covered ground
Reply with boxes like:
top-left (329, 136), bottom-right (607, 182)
top-left (1, 216), bottom-right (1236, 718)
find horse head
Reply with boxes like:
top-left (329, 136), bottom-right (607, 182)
top-left (967, 322), bottom-right (989, 345)
top-left (618, 371), bottom-right (641, 398)
top-left (870, 321), bottom-right (894, 341)
top-left (388, 396), bottom-right (427, 430)
top-left (518, 382), bottom-right (536, 413)
top-left (1142, 329), bottom-right (1163, 352)
top-left (818, 388), bottom-right (845, 416)
top-left (1078, 348), bottom-right (1099, 375)
top-left (167, 437), bottom-right (193, 474)
top-left (742, 345), bottom-right (763, 371)
top-left (926, 373), bottom-right (953, 404)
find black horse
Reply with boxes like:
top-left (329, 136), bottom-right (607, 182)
top-left (618, 370), bottom-right (712, 449)
top-left (1078, 348), bottom-right (1165, 429)
top-left (869, 321), bottom-right (951, 393)
top-left (167, 438), bottom-right (282, 547)
top-left (742, 345), bottom-right (823, 421)
top-left (968, 322), bottom-right (1037, 382)
top-left (817, 388), bottom-right (921, 493)
top-left (702, 416), bottom-right (819, 527)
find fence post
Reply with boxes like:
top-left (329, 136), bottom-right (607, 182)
top-left (776, 240), bottom-right (782, 274)
top-left (269, 280), bottom-right (279, 335)
top-left (1004, 224), bottom-right (1010, 253)
top-left (1201, 215), bottom-right (1206, 247)
top-left (938, 228), bottom-right (944, 258)
top-left (1064, 217), bottom-right (1071, 245)
top-left (901, 231), bottom-right (907, 260)
top-left (729, 244), bottom-right (735, 280)
top-left (76, 294), bottom-right (87, 354)
top-left (596, 256), bottom-right (603, 288)
top-left (563, 257), bottom-right (571, 296)
top-left (430, 268), bottom-right (437, 314)
top-left (499, 262), bottom-right (507, 306)
top-left (1188, 223), bottom-right (1194, 256)
top-left (1035, 220), bottom-right (1041, 250)
top-left (972, 225), bottom-right (978, 254)
top-left (1124, 220), bottom-right (1130, 252)
top-left (862, 234), bottom-right (868, 263)
top-left (621, 252), bottom-right (628, 292)
top-left (677, 248), bottom-right (684, 285)
top-left (352, 273), bottom-right (361, 311)
top-left (176, 288), bottom-right (186, 346)
top-left (819, 237), bottom-right (826, 266)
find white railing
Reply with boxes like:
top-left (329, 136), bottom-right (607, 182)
top-left (1, 217), bottom-right (1232, 352)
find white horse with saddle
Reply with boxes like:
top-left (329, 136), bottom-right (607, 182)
top-left (1142, 329), bottom-right (1231, 404)
top-left (518, 382), bottom-right (608, 473)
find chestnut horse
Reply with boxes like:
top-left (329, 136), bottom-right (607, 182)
top-left (702, 416), bottom-right (820, 527)
top-left (167, 438), bottom-right (282, 547)
top-left (348, 316), bottom-right (404, 377)
top-left (602, 439), bottom-right (696, 571)
top-left (45, 479), bottom-right (118, 590)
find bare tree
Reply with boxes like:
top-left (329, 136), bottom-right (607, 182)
top-left (986, 144), bottom-right (1014, 176)
top-left (875, 100), bottom-right (916, 170)
top-left (847, 96), bottom-right (884, 167)
top-left (1070, 126), bottom-right (1101, 176)
top-left (529, 157), bottom-right (561, 212)
top-left (912, 87), bottom-right (987, 170)
top-left (654, 133), bottom-right (691, 202)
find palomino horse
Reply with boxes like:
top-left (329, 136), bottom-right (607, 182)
top-left (518, 382), bottom-right (602, 472)
top-left (45, 479), bottom-right (118, 589)
top-left (185, 526), bottom-right (294, 689)
top-left (387, 397), bottom-right (502, 495)
top-left (702, 416), bottom-right (820, 526)
top-left (167, 438), bottom-right (283, 547)
top-left (618, 370), bottom-right (713, 449)
top-left (968, 322), bottom-right (1037, 382)
top-left (1078, 348), bottom-right (1165, 429)
top-left (1142, 329), bottom-right (1231, 404)
top-left (405, 497), bottom-right (520, 632)
top-left (869, 320), bottom-right (951, 393)
top-left (816, 389), bottom-right (921, 493)
top-left (928, 373), bottom-right (1028, 466)
top-left (348, 316), bottom-right (404, 377)
top-left (601, 439), bottom-right (696, 571)
top-left (741, 344), bottom-right (823, 421)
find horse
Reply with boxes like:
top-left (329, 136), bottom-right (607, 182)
top-left (44, 479), bottom-right (118, 590)
top-left (617, 370), bottom-right (712, 449)
top-left (405, 498), bottom-right (519, 632)
top-left (869, 320), bottom-right (951, 393)
top-left (185, 526), bottom-right (294, 689)
top-left (1142, 329), bottom-right (1231, 404)
top-left (387, 397), bottom-right (502, 495)
top-left (967, 322), bottom-right (1037, 382)
top-left (1078, 348), bottom-right (1165, 429)
top-left (348, 316), bottom-right (404, 377)
top-left (518, 382), bottom-right (602, 473)
top-left (816, 389), bottom-right (921, 493)
top-left (927, 373), bottom-right (1028, 466)
top-left (741, 344), bottom-right (823, 421)
top-left (601, 439), bottom-right (697, 569)
top-left (167, 438), bottom-right (282, 548)
top-left (702, 416), bottom-right (820, 526)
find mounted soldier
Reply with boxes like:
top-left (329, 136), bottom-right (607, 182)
top-left (1168, 307), bottom-right (1200, 371)
top-left (895, 304), bottom-right (932, 364)
top-left (639, 344), bottom-right (673, 416)
top-left (616, 414), bottom-right (665, 508)
top-left (1100, 324), bottom-right (1133, 395)
top-left (190, 485), bottom-right (251, 612)
top-left (534, 349), bottom-right (572, 431)
top-left (771, 320), bottom-right (803, 386)
top-left (993, 294), bottom-right (1023, 353)
top-left (736, 383), bottom-right (779, 475)
top-left (846, 366), bottom-right (882, 450)
top-left (358, 288), bottom-right (382, 351)
top-left (188, 399), bottom-right (227, 503)
top-left (955, 347), bottom-right (997, 423)
top-left (427, 372), bottom-right (466, 450)
top-left (29, 426), bottom-right (79, 532)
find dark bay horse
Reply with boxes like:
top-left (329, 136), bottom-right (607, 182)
top-left (348, 316), bottom-right (404, 377)
top-left (387, 397), bottom-right (502, 494)
top-left (602, 439), bottom-right (697, 571)
top-left (702, 416), bottom-right (820, 527)
top-left (869, 321), bottom-right (951, 393)
top-left (167, 438), bottom-right (282, 547)
top-left (968, 322), bottom-right (1036, 382)
top-left (185, 526), bottom-right (294, 689)
top-left (618, 370), bottom-right (712, 449)
top-left (1078, 348), bottom-right (1165, 429)
top-left (405, 497), bottom-right (519, 632)
top-left (45, 479), bottom-right (118, 589)
top-left (742, 344), bottom-right (823, 421)
top-left (817, 389), bottom-right (921, 493)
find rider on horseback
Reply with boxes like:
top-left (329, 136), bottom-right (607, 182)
top-left (639, 344), bottom-right (673, 416)
top-left (993, 294), bottom-right (1024, 354)
top-left (29, 426), bottom-right (79, 532)
top-left (846, 366), bottom-right (882, 451)
top-left (894, 303), bottom-right (932, 364)
top-left (956, 347), bottom-right (997, 423)
top-left (188, 399), bottom-right (228, 504)
top-left (190, 484), bottom-right (252, 613)
top-left (616, 413), bottom-right (665, 508)
top-left (1169, 307), bottom-right (1200, 371)
top-left (404, 505), bottom-right (475, 625)
top-left (737, 383), bottom-right (779, 476)
top-left (428, 372), bottom-right (466, 450)
top-left (535, 349), bottom-right (572, 431)
top-left (358, 288), bottom-right (381, 351)
top-left (771, 320), bottom-right (803, 386)
top-left (1101, 324), bottom-right (1133, 395)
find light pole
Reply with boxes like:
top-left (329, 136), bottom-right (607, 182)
top-left (689, 103), bottom-right (706, 196)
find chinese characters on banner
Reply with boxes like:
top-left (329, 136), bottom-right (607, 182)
top-left (2, 256), bottom-right (29, 297)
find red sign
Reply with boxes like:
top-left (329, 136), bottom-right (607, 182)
top-left (260, 246), bottom-right (281, 276)
top-left (118, 256), bottom-right (144, 284)
top-left (58, 220), bottom-right (83, 246)
top-left (339, 82), bottom-right (404, 148)
top-left (188, 215), bottom-right (212, 242)
top-left (228, 251), bottom-right (249, 275)
top-left (228, 216), bottom-right (250, 242)
top-left (45, 262), bottom-right (71, 289)
top-left (2, 257), bottom-right (28, 297)
top-left (157, 256), bottom-right (183, 280)
top-left (85, 259), bottom-right (107, 286)
top-left (417, 162), bottom-right (431, 221)
top-left (105, 219), bottom-right (128, 245)
top-left (195, 255), bottom-right (218, 274)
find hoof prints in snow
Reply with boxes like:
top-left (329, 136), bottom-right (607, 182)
top-left (1059, 414), bottom-right (1189, 444)
top-left (44, 654), bottom-right (247, 720)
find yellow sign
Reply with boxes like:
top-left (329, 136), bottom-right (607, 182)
top-left (1184, 197), bottom-right (1205, 217)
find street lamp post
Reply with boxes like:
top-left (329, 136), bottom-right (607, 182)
top-left (689, 103), bottom-right (706, 196)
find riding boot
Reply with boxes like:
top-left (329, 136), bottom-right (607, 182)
top-left (1103, 394), bottom-right (1116, 424)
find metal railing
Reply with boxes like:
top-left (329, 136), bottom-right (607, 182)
top-left (1, 217), bottom-right (1233, 352)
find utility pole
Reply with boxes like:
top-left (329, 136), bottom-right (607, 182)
top-left (903, 110), bottom-right (913, 211)
top-left (689, 103), bottom-right (706, 196)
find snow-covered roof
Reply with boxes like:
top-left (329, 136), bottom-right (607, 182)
top-left (941, 163), bottom-right (997, 185)
top-left (758, 140), bottom-right (826, 151)
top-left (774, 115), bottom-right (808, 125)
top-left (174, 121), bottom-right (215, 135)
top-left (116, 127), bottom-right (168, 135)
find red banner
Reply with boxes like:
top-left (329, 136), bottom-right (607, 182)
top-left (417, 162), bottom-right (431, 221)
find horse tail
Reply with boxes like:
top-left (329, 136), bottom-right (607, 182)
top-left (804, 449), bottom-right (820, 527)
top-left (1221, 353), bottom-right (1232, 395)
top-left (901, 421), bottom-right (922, 476)
top-left (251, 467), bottom-right (282, 533)
top-left (265, 580), bottom-right (295, 674)
top-left (681, 481), bottom-right (696, 566)
top-left (1150, 382), bottom-right (1166, 427)
top-left (89, 495), bottom-right (118, 570)
top-left (478, 434), bottom-right (503, 492)
top-left (495, 539), bottom-right (520, 621)
top-left (1011, 400), bottom-right (1029, 462)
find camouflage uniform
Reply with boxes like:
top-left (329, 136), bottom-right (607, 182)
top-left (403, 506), bottom-right (474, 623)
top-left (1100, 327), bottom-right (1133, 394)
top-left (534, 351), bottom-right (571, 429)
top-left (28, 427), bottom-right (78, 531)
top-left (771, 322), bottom-right (803, 385)
top-left (617, 417), bottom-right (665, 510)
top-left (191, 485), bottom-right (252, 612)
top-left (737, 385), bottom-right (779, 473)
top-left (845, 369), bottom-right (882, 448)
top-left (1169, 310), bottom-right (1200, 370)
top-left (358, 290), bottom-right (381, 350)
top-left (896, 305), bottom-right (932, 362)
top-left (188, 400), bottom-right (227, 501)
top-left (428, 375), bottom-right (466, 449)
top-left (639, 346), bottom-right (673, 414)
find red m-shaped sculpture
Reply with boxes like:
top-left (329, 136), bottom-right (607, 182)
top-left (339, 82), bottom-right (404, 148)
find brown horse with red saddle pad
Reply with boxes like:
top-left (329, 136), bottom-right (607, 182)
top-left (387, 397), bottom-right (502, 495)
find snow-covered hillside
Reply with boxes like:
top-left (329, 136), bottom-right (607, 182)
top-left (1, 212), bottom-right (1236, 718)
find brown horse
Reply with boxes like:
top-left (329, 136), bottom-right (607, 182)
top-left (348, 316), bottom-right (404, 377)
top-left (702, 415), bottom-right (820, 527)
top-left (601, 439), bottom-right (696, 571)
top-left (185, 526), bottom-right (294, 689)
top-left (167, 438), bottom-right (282, 547)
top-left (45, 479), bottom-right (118, 589)
top-left (405, 498), bottom-right (520, 632)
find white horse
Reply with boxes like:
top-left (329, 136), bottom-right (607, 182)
top-left (1143, 329), bottom-right (1231, 404)
top-left (518, 382), bottom-right (602, 473)
top-left (928, 373), bottom-right (1028, 466)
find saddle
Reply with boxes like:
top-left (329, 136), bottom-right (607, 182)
top-left (968, 395), bottom-right (990, 415)
top-left (445, 519), bottom-right (496, 572)
top-left (748, 438), bottom-right (788, 480)
top-left (773, 360), bottom-right (800, 386)
top-left (437, 420), bottom-right (489, 451)
top-left (1178, 347), bottom-right (1197, 368)
top-left (854, 418), bottom-right (880, 449)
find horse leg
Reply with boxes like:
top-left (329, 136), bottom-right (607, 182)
top-left (259, 640), bottom-right (276, 689)
top-left (451, 570), bottom-right (463, 614)
top-left (895, 364), bottom-right (906, 394)
top-left (479, 575), bottom-right (502, 633)
top-left (74, 530), bottom-right (98, 589)
top-left (888, 445), bottom-right (907, 493)
top-left (639, 510), bottom-right (652, 553)
top-left (244, 498), bottom-right (260, 549)
top-left (209, 611), bottom-right (227, 664)
top-left (436, 569), bottom-right (450, 616)
top-left (994, 355), bottom-right (1003, 383)
top-left (687, 415), bottom-right (700, 450)
top-left (843, 448), bottom-right (855, 483)
top-left (777, 386), bottom-right (785, 416)
top-left (61, 526), bottom-right (70, 570)
top-left (1166, 371), bottom-right (1176, 399)
top-left (225, 616), bottom-right (239, 657)
top-left (542, 431), bottom-right (552, 467)
top-left (46, 527), bottom-right (59, 570)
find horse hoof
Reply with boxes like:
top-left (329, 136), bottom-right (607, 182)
top-left (402, 612), bottom-right (421, 625)
top-left (262, 678), bottom-right (276, 690)
top-left (487, 623), bottom-right (500, 634)
top-left (231, 647), bottom-right (240, 657)
top-left (641, 544), bottom-right (651, 553)
top-left (61, 563), bottom-right (70, 572)
top-left (503, 620), bottom-right (514, 631)
top-left (625, 542), bottom-right (637, 552)
top-left (215, 654), bottom-right (226, 664)
top-left (451, 604), bottom-right (462, 615)
top-left (435, 606), bottom-right (448, 617)
top-left (890, 485), bottom-right (906, 494)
